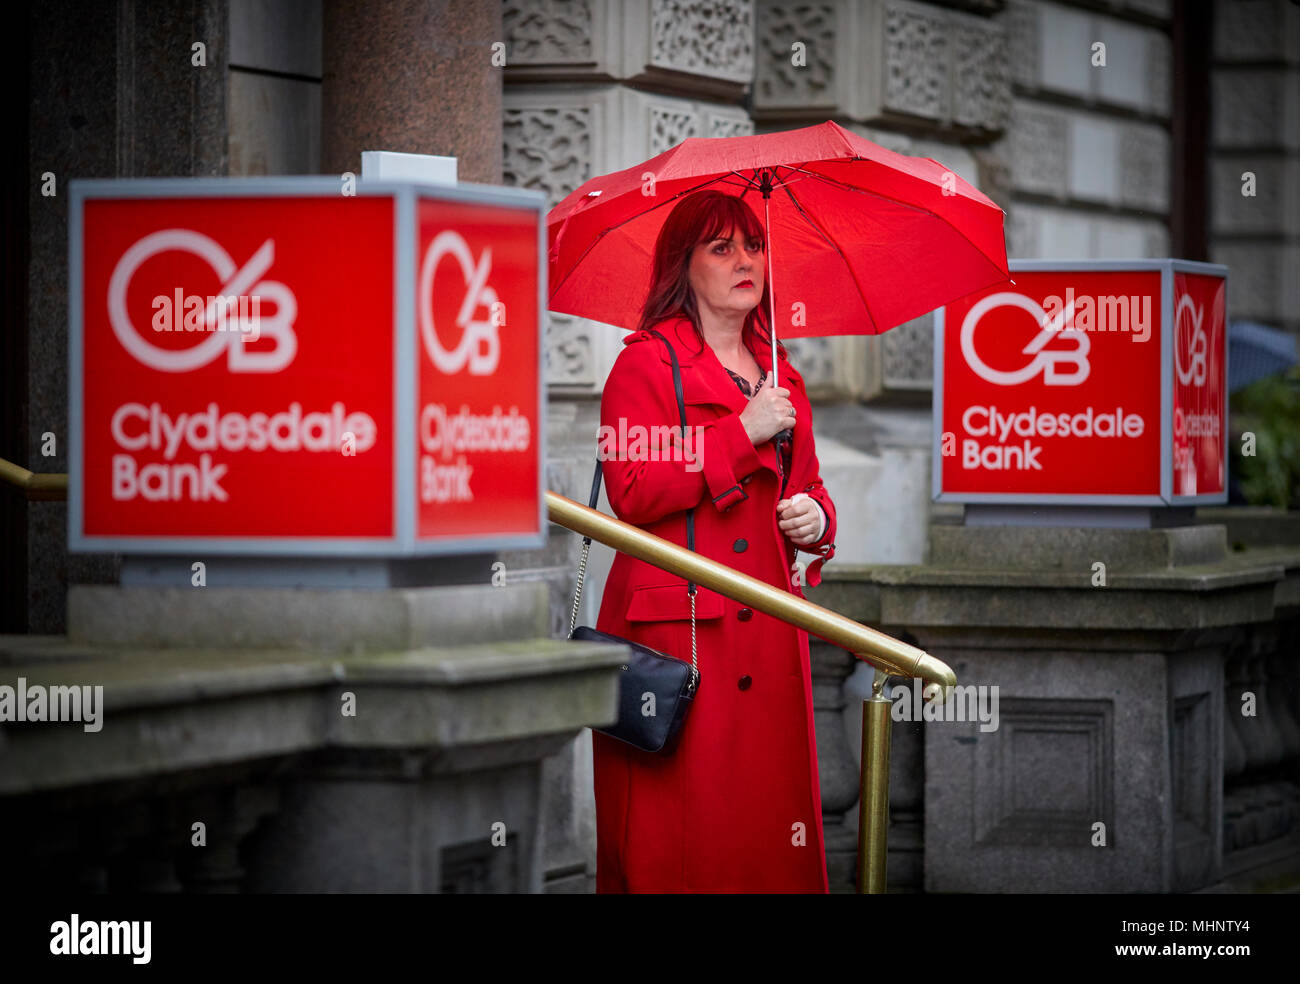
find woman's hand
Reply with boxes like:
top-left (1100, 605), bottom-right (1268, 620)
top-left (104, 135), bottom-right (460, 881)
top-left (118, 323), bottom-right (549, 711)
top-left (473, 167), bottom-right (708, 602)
top-left (739, 384), bottom-right (795, 444)
top-left (776, 496), bottom-right (821, 547)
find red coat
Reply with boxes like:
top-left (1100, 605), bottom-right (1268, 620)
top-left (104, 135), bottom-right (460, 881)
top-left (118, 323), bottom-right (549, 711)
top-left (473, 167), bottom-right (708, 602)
top-left (592, 315), bottom-right (838, 893)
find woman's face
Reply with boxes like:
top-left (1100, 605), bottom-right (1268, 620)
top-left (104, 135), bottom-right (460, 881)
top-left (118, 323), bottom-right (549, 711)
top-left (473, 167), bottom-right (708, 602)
top-left (687, 224), bottom-right (765, 320)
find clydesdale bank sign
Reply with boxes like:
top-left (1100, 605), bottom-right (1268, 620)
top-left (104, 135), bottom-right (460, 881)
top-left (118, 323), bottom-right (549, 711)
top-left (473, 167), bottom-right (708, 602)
top-left (934, 260), bottom-right (1229, 506)
top-left (68, 177), bottom-right (545, 554)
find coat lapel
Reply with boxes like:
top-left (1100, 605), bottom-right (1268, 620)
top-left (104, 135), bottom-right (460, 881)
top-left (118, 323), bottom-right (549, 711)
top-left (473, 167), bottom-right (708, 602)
top-left (680, 362), bottom-right (749, 414)
top-left (646, 318), bottom-right (780, 478)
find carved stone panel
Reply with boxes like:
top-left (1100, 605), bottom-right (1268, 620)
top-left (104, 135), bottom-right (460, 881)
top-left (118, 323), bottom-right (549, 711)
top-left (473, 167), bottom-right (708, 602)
top-left (1008, 100), bottom-right (1069, 198)
top-left (706, 112), bottom-right (755, 139)
top-left (1212, 69), bottom-right (1299, 152)
top-left (757, 0), bottom-right (1009, 134)
top-left (619, 0), bottom-right (753, 98)
top-left (782, 335), bottom-right (869, 400)
top-left (1210, 242), bottom-right (1286, 324)
top-left (504, 90), bottom-right (615, 392)
top-left (1001, 0), bottom-right (1039, 90)
top-left (878, 0), bottom-right (1010, 133)
top-left (1118, 122), bottom-right (1170, 212)
top-left (973, 698), bottom-right (1115, 848)
top-left (503, 103), bottom-right (594, 206)
top-left (952, 16), bottom-right (1010, 129)
top-left (754, 1), bottom-right (841, 112)
top-left (883, 1), bottom-right (950, 122)
top-left (545, 315), bottom-right (595, 389)
top-left (649, 0), bottom-right (754, 82)
top-left (503, 0), bottom-right (595, 65)
top-left (1213, 0), bottom-right (1300, 63)
top-left (620, 88), bottom-right (749, 165)
top-left (1211, 157), bottom-right (1299, 238)
top-left (882, 311), bottom-right (935, 391)
top-left (649, 105), bottom-right (699, 154)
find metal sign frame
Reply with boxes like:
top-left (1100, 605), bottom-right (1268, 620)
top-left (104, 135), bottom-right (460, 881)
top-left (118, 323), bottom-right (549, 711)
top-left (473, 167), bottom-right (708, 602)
top-left (69, 176), bottom-right (547, 556)
top-left (932, 259), bottom-right (1229, 507)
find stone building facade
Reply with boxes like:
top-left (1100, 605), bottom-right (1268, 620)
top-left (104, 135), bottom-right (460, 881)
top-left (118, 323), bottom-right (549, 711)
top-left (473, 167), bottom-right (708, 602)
top-left (5, 0), bottom-right (1297, 892)
top-left (493, 0), bottom-right (1297, 888)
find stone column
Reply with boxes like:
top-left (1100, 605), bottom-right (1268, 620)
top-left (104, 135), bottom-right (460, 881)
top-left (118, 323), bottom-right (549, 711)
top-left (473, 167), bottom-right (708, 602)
top-left (321, 0), bottom-right (503, 182)
top-left (809, 642), bottom-right (860, 892)
top-left (23, 0), bottom-right (229, 634)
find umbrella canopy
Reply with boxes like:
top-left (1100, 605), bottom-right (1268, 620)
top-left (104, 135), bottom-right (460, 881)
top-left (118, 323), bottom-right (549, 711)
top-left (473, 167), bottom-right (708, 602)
top-left (1229, 319), bottom-right (1299, 392)
top-left (547, 119), bottom-right (1010, 339)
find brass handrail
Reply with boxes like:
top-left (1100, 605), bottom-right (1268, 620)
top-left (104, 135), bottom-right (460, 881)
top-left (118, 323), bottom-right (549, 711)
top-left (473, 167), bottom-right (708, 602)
top-left (546, 491), bottom-right (955, 697)
top-left (0, 456), bottom-right (947, 893)
top-left (0, 457), bottom-right (69, 500)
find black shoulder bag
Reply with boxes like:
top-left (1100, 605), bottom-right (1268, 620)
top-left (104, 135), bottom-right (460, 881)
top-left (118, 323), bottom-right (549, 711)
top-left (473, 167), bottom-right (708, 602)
top-left (567, 328), bottom-right (700, 754)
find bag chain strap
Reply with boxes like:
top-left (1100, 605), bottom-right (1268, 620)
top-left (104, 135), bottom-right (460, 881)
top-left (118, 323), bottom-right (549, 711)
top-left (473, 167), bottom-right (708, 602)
top-left (568, 532), bottom-right (697, 693)
top-left (567, 327), bottom-right (698, 694)
top-left (567, 536), bottom-right (589, 639)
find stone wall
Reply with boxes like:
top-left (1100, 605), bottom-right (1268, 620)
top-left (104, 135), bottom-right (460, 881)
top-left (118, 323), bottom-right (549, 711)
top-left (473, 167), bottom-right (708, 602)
top-left (228, 0), bottom-right (322, 176)
top-left (25, 0), bottom-right (230, 634)
top-left (1208, 0), bottom-right (1300, 336)
top-left (19, 0), bottom-right (1294, 892)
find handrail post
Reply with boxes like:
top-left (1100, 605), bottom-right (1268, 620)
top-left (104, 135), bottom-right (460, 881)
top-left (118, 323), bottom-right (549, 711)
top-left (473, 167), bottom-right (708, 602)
top-left (857, 666), bottom-right (893, 894)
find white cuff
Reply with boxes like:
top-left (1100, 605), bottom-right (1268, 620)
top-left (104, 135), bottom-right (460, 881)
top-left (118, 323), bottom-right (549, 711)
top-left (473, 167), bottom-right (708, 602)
top-left (790, 492), bottom-right (825, 543)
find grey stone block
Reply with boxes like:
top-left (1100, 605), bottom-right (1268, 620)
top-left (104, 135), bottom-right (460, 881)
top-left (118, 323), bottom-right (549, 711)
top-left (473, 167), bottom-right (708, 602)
top-left (928, 524), bottom-right (1228, 571)
top-left (67, 582), bottom-right (551, 653)
top-left (0, 627), bottom-right (625, 893)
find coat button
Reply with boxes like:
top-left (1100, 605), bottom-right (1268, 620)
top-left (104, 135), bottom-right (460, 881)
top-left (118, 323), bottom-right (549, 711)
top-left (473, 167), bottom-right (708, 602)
top-left (737, 607), bottom-right (753, 621)
top-left (738, 675), bottom-right (752, 690)
top-left (733, 538), bottom-right (748, 552)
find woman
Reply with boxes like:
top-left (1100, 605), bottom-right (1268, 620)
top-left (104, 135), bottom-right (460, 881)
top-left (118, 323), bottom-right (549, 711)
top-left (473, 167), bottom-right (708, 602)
top-left (592, 189), bottom-right (838, 893)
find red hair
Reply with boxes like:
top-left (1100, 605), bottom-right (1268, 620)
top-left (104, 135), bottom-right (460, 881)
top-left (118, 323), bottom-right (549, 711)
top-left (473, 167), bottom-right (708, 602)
top-left (636, 190), bottom-right (787, 361)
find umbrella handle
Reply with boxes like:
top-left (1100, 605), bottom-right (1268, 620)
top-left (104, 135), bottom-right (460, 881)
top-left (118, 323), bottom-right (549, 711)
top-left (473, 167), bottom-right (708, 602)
top-left (775, 428), bottom-right (793, 497)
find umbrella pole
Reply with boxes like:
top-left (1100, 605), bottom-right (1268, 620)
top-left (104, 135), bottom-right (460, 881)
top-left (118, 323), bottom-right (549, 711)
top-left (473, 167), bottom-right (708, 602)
top-left (763, 184), bottom-right (779, 388)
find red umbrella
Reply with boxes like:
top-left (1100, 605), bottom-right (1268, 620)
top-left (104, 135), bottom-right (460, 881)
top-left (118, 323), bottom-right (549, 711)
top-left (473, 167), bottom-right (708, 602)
top-left (547, 119), bottom-right (1010, 383)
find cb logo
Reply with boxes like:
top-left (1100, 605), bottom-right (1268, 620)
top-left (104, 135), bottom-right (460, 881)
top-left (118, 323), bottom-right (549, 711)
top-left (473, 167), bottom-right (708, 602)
top-left (1175, 294), bottom-right (1207, 387)
top-left (960, 292), bottom-right (1090, 386)
top-left (419, 230), bottom-right (501, 375)
top-left (108, 229), bottom-right (297, 372)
